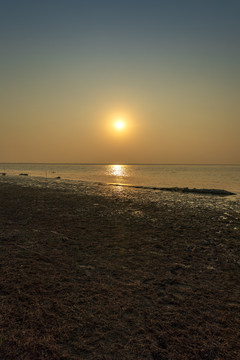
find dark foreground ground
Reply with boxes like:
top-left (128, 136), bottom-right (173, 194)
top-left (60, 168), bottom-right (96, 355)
top-left (0, 182), bottom-right (239, 360)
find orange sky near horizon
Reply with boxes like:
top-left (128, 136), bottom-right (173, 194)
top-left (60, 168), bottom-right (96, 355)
top-left (0, 1), bottom-right (239, 164)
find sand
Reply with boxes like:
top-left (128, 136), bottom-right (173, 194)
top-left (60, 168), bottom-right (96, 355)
top-left (0, 181), bottom-right (239, 359)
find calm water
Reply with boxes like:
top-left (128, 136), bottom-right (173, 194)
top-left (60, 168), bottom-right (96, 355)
top-left (1, 164), bottom-right (240, 194)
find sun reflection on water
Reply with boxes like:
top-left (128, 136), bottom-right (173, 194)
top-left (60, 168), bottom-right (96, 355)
top-left (105, 165), bottom-right (129, 193)
top-left (106, 165), bottom-right (129, 183)
top-left (109, 164), bottom-right (127, 178)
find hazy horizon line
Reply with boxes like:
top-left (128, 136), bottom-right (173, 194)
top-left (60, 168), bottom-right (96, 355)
top-left (1, 163), bottom-right (239, 166)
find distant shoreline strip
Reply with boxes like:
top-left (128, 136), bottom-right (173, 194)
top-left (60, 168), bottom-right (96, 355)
top-left (108, 183), bottom-right (236, 196)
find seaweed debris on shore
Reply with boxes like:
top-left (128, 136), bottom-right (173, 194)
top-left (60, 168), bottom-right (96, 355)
top-left (109, 183), bottom-right (236, 196)
top-left (158, 186), bottom-right (236, 196)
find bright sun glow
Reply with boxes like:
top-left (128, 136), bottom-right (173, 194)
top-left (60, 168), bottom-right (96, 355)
top-left (115, 120), bottom-right (125, 130)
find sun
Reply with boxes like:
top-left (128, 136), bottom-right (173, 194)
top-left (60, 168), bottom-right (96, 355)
top-left (115, 119), bottom-right (125, 130)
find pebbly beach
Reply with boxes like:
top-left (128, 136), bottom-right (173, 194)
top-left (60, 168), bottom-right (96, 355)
top-left (0, 177), bottom-right (239, 359)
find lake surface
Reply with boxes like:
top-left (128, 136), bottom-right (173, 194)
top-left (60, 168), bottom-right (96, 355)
top-left (1, 164), bottom-right (239, 194)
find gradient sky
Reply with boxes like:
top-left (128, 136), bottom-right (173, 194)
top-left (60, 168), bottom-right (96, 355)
top-left (0, 0), bottom-right (239, 164)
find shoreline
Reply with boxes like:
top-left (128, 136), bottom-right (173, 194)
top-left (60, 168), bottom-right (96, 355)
top-left (0, 181), bottom-right (239, 359)
top-left (1, 163), bottom-right (240, 198)
top-left (1, 173), bottom-right (238, 198)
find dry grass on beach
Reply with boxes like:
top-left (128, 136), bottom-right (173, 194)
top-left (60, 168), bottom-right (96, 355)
top-left (0, 182), bottom-right (239, 359)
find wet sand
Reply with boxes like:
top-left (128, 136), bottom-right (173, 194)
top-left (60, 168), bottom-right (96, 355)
top-left (0, 181), bottom-right (239, 359)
